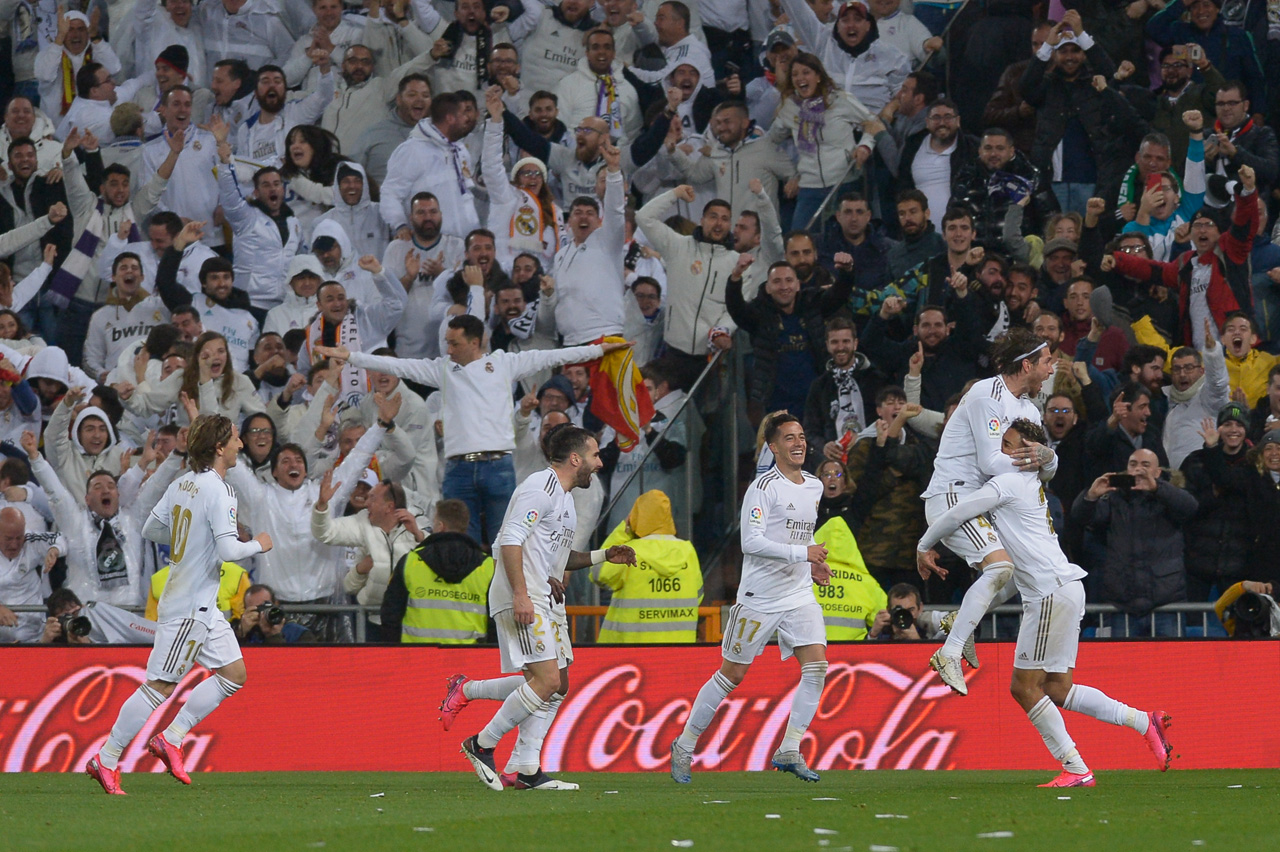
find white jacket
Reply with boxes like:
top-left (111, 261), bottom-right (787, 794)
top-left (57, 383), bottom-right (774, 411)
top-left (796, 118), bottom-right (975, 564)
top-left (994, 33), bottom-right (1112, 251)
top-left (481, 119), bottom-right (565, 269)
top-left (140, 127), bottom-right (222, 249)
top-left (554, 60), bottom-right (641, 144)
top-left (635, 189), bottom-right (740, 355)
top-left (32, 454), bottom-right (180, 607)
top-left (44, 400), bottom-right (128, 504)
top-left (511, 6), bottom-right (595, 95)
top-left (769, 92), bottom-right (876, 190)
top-left (133, 0), bottom-right (209, 86)
top-left (83, 293), bottom-right (171, 381)
top-left (232, 72), bottom-right (336, 172)
top-left (668, 129), bottom-right (796, 220)
top-left (313, 162), bottom-right (389, 261)
top-left (382, 234), bottom-right (467, 359)
top-left (778, 0), bottom-right (909, 107)
top-left (547, 168), bottom-right (626, 345)
top-left (263, 289), bottom-right (318, 337)
top-left (195, 0), bottom-right (294, 73)
top-left (355, 379), bottom-right (438, 502)
top-left (218, 159), bottom-right (303, 309)
top-left (315, 497), bottom-right (421, 624)
top-left (226, 423), bottom-right (381, 601)
top-left (318, 25), bottom-right (434, 153)
top-left (34, 39), bottom-right (120, 118)
top-left (379, 119), bottom-right (480, 237)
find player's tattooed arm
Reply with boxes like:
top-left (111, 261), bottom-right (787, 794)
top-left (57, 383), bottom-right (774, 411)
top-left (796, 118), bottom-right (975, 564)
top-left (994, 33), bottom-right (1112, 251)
top-left (565, 546), bottom-right (637, 571)
top-left (1011, 440), bottom-right (1057, 478)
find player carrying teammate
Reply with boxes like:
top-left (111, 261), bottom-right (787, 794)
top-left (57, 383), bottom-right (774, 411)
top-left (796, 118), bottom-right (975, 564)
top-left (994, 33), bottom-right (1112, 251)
top-left (921, 328), bottom-right (1058, 694)
top-left (669, 414), bottom-right (831, 784)
top-left (79, 416), bottom-right (273, 795)
top-left (918, 418), bottom-right (1173, 787)
top-left (459, 424), bottom-right (635, 791)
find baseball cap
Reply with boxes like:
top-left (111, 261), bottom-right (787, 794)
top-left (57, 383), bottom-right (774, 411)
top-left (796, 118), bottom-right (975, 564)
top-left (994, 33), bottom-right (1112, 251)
top-left (1042, 237), bottom-right (1079, 256)
top-left (765, 25), bottom-right (796, 53)
top-left (1218, 402), bottom-right (1249, 428)
top-left (837, 0), bottom-right (869, 18)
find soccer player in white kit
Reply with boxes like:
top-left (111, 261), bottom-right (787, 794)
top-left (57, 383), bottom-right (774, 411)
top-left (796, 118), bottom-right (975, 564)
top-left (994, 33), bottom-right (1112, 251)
top-left (669, 415), bottom-right (832, 784)
top-left (919, 328), bottom-right (1059, 694)
top-left (84, 416), bottom-right (273, 795)
top-left (459, 424), bottom-right (636, 791)
top-left (918, 418), bottom-right (1173, 787)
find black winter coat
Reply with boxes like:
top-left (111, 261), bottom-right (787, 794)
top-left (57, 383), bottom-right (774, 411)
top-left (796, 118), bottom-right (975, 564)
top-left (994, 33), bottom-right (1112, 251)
top-left (725, 266), bottom-right (854, 413)
top-left (1179, 445), bottom-right (1253, 587)
top-left (897, 131), bottom-right (980, 194)
top-left (1070, 480), bottom-right (1198, 615)
top-left (1020, 43), bottom-right (1148, 204)
top-left (950, 149), bottom-right (1059, 251)
top-left (1201, 451), bottom-right (1280, 584)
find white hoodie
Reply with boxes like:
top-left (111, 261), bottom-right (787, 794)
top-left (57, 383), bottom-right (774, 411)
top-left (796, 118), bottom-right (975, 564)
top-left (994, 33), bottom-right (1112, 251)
top-left (45, 402), bottom-right (127, 503)
top-left (314, 162), bottom-right (389, 261)
top-left (379, 119), bottom-right (480, 237)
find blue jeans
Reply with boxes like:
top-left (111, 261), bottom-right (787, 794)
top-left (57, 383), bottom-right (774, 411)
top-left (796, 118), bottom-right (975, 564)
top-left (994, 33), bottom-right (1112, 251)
top-left (1052, 182), bottom-right (1096, 217)
top-left (443, 454), bottom-right (517, 545)
top-left (792, 182), bottom-right (857, 231)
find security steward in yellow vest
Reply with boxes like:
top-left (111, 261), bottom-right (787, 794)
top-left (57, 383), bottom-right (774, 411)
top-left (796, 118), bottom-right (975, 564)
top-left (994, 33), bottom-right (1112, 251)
top-left (813, 515), bottom-right (887, 640)
top-left (381, 500), bottom-right (495, 643)
top-left (593, 490), bottom-right (703, 643)
top-left (146, 561), bottom-right (251, 622)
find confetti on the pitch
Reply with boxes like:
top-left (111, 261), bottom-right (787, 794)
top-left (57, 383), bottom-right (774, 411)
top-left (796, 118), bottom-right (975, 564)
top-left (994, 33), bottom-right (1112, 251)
top-left (874, 814), bottom-right (908, 819)
top-left (976, 832), bottom-right (1014, 839)
top-left (375, 808), bottom-right (383, 813)
top-left (813, 797), bottom-right (839, 801)
top-left (869, 846), bottom-right (900, 852)
top-left (1228, 785), bottom-right (1243, 788)
top-left (702, 800), bottom-right (730, 804)
top-left (671, 841), bottom-right (694, 848)
top-left (1192, 841), bottom-right (1205, 846)
top-left (765, 814), bottom-right (781, 819)
top-left (1099, 820), bottom-right (1109, 824)
top-left (814, 828), bottom-right (839, 835)
top-left (413, 828), bottom-right (434, 833)
top-left (1057, 796), bottom-right (1071, 801)
top-left (369, 792), bottom-right (385, 798)
top-left (949, 796), bottom-right (960, 800)
top-left (604, 790), bottom-right (619, 794)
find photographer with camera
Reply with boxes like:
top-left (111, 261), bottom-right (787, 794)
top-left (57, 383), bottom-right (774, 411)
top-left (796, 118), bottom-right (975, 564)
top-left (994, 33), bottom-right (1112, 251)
top-left (232, 584), bottom-right (316, 645)
top-left (1215, 581), bottom-right (1280, 638)
top-left (38, 588), bottom-right (158, 644)
top-left (867, 583), bottom-right (945, 642)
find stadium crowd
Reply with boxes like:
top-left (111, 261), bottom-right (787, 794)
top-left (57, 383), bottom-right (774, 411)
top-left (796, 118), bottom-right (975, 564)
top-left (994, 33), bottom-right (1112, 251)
top-left (0, 0), bottom-right (1279, 647)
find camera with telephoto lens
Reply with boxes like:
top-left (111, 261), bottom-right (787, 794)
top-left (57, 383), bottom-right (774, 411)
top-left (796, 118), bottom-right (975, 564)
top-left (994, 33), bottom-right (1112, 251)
top-left (58, 612), bottom-right (91, 638)
top-left (1232, 592), bottom-right (1277, 637)
top-left (890, 606), bottom-right (915, 631)
top-left (255, 602), bottom-right (286, 626)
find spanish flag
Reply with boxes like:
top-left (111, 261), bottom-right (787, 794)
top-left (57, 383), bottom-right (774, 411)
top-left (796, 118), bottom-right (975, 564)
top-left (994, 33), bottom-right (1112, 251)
top-left (585, 336), bottom-right (653, 452)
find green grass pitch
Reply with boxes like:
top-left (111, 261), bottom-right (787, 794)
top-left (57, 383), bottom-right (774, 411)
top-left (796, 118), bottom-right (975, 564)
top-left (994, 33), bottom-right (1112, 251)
top-left (3, 770), bottom-right (1275, 852)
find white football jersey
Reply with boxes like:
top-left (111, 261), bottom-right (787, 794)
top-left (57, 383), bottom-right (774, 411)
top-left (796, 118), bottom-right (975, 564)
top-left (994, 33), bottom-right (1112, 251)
top-left (737, 467), bottom-right (824, 613)
top-left (922, 375), bottom-right (1047, 499)
top-left (922, 471), bottom-right (1086, 600)
top-left (489, 468), bottom-right (577, 615)
top-left (149, 469), bottom-right (240, 625)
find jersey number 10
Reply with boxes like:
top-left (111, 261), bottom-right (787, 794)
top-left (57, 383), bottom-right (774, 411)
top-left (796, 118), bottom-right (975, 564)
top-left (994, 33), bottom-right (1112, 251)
top-left (170, 506), bottom-right (194, 563)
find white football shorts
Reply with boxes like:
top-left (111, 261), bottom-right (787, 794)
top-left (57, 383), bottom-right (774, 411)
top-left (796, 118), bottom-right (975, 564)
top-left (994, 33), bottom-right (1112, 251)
top-left (495, 605), bottom-right (573, 673)
top-left (1013, 580), bottom-right (1086, 673)
top-left (721, 600), bottom-right (827, 665)
top-left (145, 613), bottom-right (242, 683)
top-left (925, 491), bottom-right (1005, 568)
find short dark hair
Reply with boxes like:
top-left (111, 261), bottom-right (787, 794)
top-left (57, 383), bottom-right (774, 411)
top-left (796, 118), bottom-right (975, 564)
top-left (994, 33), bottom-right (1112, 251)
top-left (837, 191), bottom-right (868, 208)
top-left (161, 84), bottom-right (192, 107)
top-left (398, 72), bottom-right (431, 94)
top-left (256, 64), bottom-right (286, 82)
top-left (101, 163), bottom-right (132, 187)
top-left (529, 90), bottom-right (558, 106)
top-left (1223, 310), bottom-right (1255, 333)
top-left (981, 127), bottom-right (1016, 146)
top-left (7, 137), bottom-right (35, 158)
top-left (46, 587), bottom-right (83, 617)
top-left (1123, 344), bottom-right (1167, 376)
top-left (1170, 346), bottom-right (1202, 367)
top-left (916, 304), bottom-right (949, 324)
top-left (1006, 417), bottom-right (1047, 445)
top-left (763, 412), bottom-right (801, 446)
top-left (1218, 80), bottom-right (1247, 102)
top-left (214, 59), bottom-right (252, 84)
top-left (149, 210), bottom-right (183, 236)
top-left (270, 442), bottom-right (309, 474)
top-left (941, 206), bottom-right (974, 230)
top-left (1111, 381), bottom-right (1151, 408)
top-left (171, 304), bottom-right (201, 324)
top-left (825, 315), bottom-right (856, 337)
top-left (434, 499), bottom-right (470, 533)
top-left (245, 583), bottom-right (276, 602)
top-left (410, 191), bottom-right (439, 208)
top-left (111, 252), bottom-right (143, 275)
top-left (542, 423), bottom-right (595, 463)
top-left (430, 91), bottom-right (465, 124)
top-left (447, 314), bottom-right (485, 342)
top-left (1007, 261), bottom-right (1038, 285)
top-left (252, 166), bottom-right (281, 188)
top-left (703, 198), bottom-right (731, 217)
top-left (767, 261), bottom-right (796, 277)
top-left (464, 228), bottom-right (495, 251)
top-left (927, 96), bottom-right (959, 117)
top-left (660, 0), bottom-right (691, 29)
top-left (906, 71), bottom-right (939, 104)
top-left (896, 188), bottom-right (929, 210)
top-left (876, 385), bottom-right (907, 406)
top-left (632, 276), bottom-right (661, 295)
top-left (76, 62), bottom-right (105, 99)
top-left (886, 582), bottom-right (922, 607)
top-left (570, 195), bottom-right (600, 215)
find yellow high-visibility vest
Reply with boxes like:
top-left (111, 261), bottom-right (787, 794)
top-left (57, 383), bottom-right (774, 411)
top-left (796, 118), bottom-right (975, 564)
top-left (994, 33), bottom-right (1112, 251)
top-left (592, 521), bottom-right (703, 643)
top-left (400, 551), bottom-right (494, 644)
top-left (146, 562), bottom-right (250, 622)
top-left (813, 516), bottom-right (886, 640)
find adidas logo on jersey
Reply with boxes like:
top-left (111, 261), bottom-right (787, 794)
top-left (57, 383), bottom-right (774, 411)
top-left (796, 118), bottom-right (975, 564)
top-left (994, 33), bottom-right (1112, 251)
top-left (787, 503), bottom-right (796, 510)
top-left (1018, 652), bottom-right (1029, 660)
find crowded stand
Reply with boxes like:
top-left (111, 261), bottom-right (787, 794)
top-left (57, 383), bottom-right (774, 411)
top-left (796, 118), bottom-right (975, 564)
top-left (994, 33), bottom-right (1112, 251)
top-left (3, 0), bottom-right (1280, 650)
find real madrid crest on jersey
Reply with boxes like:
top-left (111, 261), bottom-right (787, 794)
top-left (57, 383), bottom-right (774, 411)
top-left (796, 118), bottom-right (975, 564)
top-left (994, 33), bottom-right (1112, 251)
top-left (485, 361), bottom-right (494, 372)
top-left (691, 260), bottom-right (703, 275)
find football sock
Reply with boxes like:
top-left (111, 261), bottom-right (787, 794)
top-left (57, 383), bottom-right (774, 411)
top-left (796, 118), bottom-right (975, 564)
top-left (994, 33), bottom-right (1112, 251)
top-left (464, 675), bottom-right (526, 702)
top-left (941, 562), bottom-right (1014, 658)
top-left (1063, 684), bottom-right (1150, 735)
top-left (1027, 695), bottom-right (1088, 773)
top-left (99, 683), bottom-right (167, 770)
top-left (779, 661), bottom-right (828, 753)
top-left (477, 682), bottom-right (545, 750)
top-left (164, 674), bottom-right (240, 745)
top-left (505, 691), bottom-right (564, 775)
top-left (677, 671), bottom-right (736, 752)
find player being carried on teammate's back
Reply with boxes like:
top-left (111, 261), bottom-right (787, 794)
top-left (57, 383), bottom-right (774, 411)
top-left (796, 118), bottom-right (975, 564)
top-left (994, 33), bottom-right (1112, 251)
top-left (917, 418), bottom-right (1174, 788)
